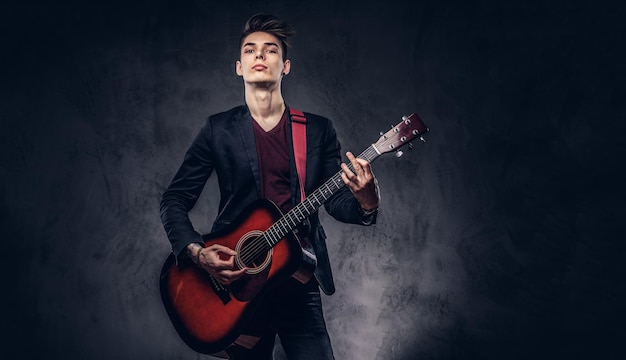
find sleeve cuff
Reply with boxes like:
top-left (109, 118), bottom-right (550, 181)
top-left (358, 205), bottom-right (378, 225)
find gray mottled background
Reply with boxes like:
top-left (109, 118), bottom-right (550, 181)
top-left (1, 0), bottom-right (625, 359)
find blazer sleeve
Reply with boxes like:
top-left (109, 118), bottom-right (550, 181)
top-left (160, 118), bottom-right (215, 259)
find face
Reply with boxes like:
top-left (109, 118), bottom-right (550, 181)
top-left (236, 32), bottom-right (290, 86)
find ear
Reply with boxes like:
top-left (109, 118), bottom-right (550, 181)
top-left (236, 60), bottom-right (243, 76)
top-left (282, 59), bottom-right (291, 76)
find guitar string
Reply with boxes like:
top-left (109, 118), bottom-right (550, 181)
top-left (239, 179), bottom-right (337, 265)
top-left (239, 146), bottom-right (381, 266)
top-left (238, 146), bottom-right (380, 266)
top-left (237, 178), bottom-right (338, 265)
top-left (238, 144), bottom-right (381, 265)
top-left (238, 161), bottom-right (355, 264)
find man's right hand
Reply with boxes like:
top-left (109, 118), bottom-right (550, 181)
top-left (188, 243), bottom-right (247, 285)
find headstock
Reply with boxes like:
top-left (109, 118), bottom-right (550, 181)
top-left (372, 113), bottom-right (429, 156)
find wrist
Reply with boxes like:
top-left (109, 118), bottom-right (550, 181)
top-left (186, 243), bottom-right (204, 265)
top-left (359, 204), bottom-right (378, 216)
top-left (194, 247), bottom-right (202, 266)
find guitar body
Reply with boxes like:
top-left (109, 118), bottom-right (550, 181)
top-left (159, 199), bottom-right (310, 355)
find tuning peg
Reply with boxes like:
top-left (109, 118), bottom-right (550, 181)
top-left (420, 136), bottom-right (426, 143)
top-left (408, 142), bottom-right (414, 150)
top-left (395, 149), bottom-right (404, 158)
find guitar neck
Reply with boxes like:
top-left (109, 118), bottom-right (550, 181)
top-left (262, 145), bottom-right (381, 247)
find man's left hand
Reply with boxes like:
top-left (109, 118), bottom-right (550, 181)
top-left (340, 151), bottom-right (380, 211)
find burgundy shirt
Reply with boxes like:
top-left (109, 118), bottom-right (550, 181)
top-left (252, 110), bottom-right (292, 214)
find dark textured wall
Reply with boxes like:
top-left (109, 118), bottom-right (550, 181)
top-left (2, 0), bottom-right (624, 359)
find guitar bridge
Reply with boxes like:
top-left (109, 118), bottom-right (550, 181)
top-left (208, 274), bottom-right (231, 305)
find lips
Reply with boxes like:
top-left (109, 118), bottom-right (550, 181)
top-left (252, 64), bottom-right (267, 71)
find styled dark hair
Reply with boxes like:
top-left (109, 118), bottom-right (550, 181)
top-left (239, 14), bottom-right (295, 60)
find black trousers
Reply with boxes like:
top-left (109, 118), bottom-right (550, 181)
top-left (226, 278), bottom-right (335, 360)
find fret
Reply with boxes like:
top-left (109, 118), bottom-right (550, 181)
top-left (278, 220), bottom-right (288, 237)
top-left (284, 213), bottom-right (293, 227)
top-left (303, 200), bottom-right (314, 213)
top-left (296, 205), bottom-right (305, 220)
top-left (323, 183), bottom-right (332, 196)
top-left (261, 234), bottom-right (271, 248)
top-left (286, 212), bottom-right (299, 227)
top-left (267, 227), bottom-right (279, 246)
top-left (312, 192), bottom-right (321, 205)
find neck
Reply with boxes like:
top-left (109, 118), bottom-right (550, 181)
top-left (245, 84), bottom-right (285, 128)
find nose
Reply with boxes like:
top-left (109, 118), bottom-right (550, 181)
top-left (255, 50), bottom-right (264, 60)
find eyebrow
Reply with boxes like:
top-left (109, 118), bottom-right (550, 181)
top-left (242, 42), bottom-right (279, 48)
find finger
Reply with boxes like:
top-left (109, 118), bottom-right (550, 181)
top-left (207, 244), bottom-right (237, 256)
top-left (199, 252), bottom-right (236, 271)
top-left (206, 262), bottom-right (234, 271)
top-left (230, 267), bottom-right (248, 280)
top-left (346, 152), bottom-right (362, 173)
top-left (340, 162), bottom-right (357, 180)
top-left (355, 158), bottom-right (372, 175)
top-left (340, 171), bottom-right (359, 192)
top-left (214, 256), bottom-right (236, 270)
top-left (205, 246), bottom-right (237, 266)
top-left (218, 268), bottom-right (247, 284)
top-left (217, 275), bottom-right (230, 285)
top-left (340, 167), bottom-right (354, 185)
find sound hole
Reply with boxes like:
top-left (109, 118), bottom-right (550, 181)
top-left (235, 230), bottom-right (273, 275)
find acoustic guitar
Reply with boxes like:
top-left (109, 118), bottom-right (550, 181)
top-left (160, 113), bottom-right (429, 356)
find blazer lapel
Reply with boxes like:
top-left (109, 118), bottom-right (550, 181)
top-left (235, 106), bottom-right (261, 197)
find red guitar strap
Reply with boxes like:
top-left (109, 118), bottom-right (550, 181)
top-left (289, 107), bottom-right (307, 202)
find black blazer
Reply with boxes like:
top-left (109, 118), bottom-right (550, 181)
top-left (160, 105), bottom-right (376, 295)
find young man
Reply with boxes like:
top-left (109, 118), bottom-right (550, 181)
top-left (160, 14), bottom-right (380, 359)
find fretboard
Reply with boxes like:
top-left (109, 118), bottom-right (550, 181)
top-left (259, 144), bottom-right (381, 249)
